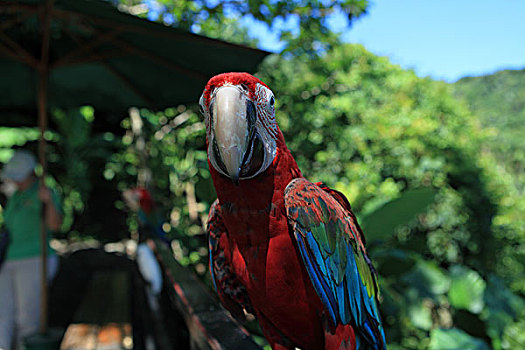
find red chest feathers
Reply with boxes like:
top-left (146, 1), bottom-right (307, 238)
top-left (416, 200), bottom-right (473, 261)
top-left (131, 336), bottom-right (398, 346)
top-left (220, 197), bottom-right (324, 343)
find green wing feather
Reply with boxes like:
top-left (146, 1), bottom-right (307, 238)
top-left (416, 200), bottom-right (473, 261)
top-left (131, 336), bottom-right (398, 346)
top-left (285, 178), bottom-right (386, 349)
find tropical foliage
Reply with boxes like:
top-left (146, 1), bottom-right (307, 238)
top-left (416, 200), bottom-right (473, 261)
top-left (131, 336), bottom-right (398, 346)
top-left (256, 45), bottom-right (524, 349)
top-left (453, 68), bottom-right (525, 193)
top-left (115, 0), bottom-right (368, 53)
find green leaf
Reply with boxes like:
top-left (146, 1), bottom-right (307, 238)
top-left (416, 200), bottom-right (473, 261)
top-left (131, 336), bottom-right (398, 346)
top-left (429, 328), bottom-right (490, 350)
top-left (448, 265), bottom-right (486, 314)
top-left (370, 248), bottom-right (417, 276)
top-left (502, 320), bottom-right (525, 349)
top-left (408, 301), bottom-right (432, 330)
top-left (361, 188), bottom-right (438, 242)
top-left (483, 275), bottom-right (525, 343)
top-left (402, 260), bottom-right (450, 298)
top-left (484, 275), bottom-right (525, 320)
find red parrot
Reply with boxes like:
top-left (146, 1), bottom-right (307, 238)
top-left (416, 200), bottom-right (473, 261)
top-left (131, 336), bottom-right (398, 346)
top-left (123, 187), bottom-right (166, 241)
top-left (201, 73), bottom-right (386, 350)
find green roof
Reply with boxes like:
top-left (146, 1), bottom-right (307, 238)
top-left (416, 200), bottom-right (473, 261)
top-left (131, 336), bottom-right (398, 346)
top-left (0, 0), bottom-right (270, 122)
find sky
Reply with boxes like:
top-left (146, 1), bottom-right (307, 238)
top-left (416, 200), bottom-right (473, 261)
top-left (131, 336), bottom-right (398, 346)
top-left (242, 0), bottom-right (525, 82)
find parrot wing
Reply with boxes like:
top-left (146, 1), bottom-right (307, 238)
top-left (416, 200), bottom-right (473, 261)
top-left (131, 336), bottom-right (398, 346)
top-left (208, 199), bottom-right (254, 322)
top-left (284, 178), bottom-right (386, 349)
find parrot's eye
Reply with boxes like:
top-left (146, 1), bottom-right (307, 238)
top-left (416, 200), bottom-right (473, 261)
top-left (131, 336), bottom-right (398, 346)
top-left (269, 96), bottom-right (274, 107)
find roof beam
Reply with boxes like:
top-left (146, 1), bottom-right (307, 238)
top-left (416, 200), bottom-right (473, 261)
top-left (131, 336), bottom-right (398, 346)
top-left (53, 27), bottom-right (124, 67)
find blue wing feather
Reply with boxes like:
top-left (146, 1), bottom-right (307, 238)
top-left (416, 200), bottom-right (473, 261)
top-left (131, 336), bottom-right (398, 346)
top-left (296, 232), bottom-right (338, 323)
top-left (345, 243), bottom-right (363, 325)
top-left (285, 178), bottom-right (387, 350)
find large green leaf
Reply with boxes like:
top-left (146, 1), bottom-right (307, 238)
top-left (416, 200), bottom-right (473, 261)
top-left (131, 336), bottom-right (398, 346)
top-left (370, 248), bottom-right (417, 276)
top-left (429, 328), bottom-right (490, 350)
top-left (484, 275), bottom-right (525, 321)
top-left (360, 188), bottom-right (438, 242)
top-left (402, 260), bottom-right (450, 298)
top-left (483, 275), bottom-right (525, 346)
top-left (448, 265), bottom-right (486, 314)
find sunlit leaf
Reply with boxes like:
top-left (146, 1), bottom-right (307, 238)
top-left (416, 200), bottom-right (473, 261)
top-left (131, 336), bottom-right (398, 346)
top-left (502, 320), bottom-right (525, 349)
top-left (408, 301), bottom-right (432, 330)
top-left (448, 265), bottom-right (486, 314)
top-left (429, 328), bottom-right (490, 350)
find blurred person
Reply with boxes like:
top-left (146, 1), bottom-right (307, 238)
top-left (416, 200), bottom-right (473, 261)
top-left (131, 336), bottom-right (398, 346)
top-left (0, 150), bottom-right (62, 350)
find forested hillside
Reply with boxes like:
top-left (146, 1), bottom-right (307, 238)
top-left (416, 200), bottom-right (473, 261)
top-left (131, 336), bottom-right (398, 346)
top-left (453, 69), bottom-right (525, 194)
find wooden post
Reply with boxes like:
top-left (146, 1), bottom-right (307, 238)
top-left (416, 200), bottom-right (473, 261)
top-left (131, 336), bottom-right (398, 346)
top-left (37, 70), bottom-right (48, 335)
top-left (37, 0), bottom-right (54, 335)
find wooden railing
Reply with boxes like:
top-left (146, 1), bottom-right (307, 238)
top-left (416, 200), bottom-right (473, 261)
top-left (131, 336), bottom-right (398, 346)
top-left (149, 239), bottom-right (262, 350)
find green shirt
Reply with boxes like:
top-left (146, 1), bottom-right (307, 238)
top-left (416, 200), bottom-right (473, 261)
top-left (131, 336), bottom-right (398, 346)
top-left (4, 180), bottom-right (61, 261)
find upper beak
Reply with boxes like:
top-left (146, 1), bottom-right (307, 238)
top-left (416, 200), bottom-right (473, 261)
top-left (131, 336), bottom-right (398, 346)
top-left (212, 86), bottom-right (252, 183)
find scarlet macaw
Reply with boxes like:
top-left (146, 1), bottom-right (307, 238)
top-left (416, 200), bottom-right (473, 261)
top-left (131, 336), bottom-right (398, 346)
top-left (123, 187), bottom-right (166, 241)
top-left (201, 73), bottom-right (386, 350)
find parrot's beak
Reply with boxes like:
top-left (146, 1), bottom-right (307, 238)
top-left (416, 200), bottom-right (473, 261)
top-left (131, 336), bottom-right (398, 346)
top-left (212, 86), bottom-right (255, 184)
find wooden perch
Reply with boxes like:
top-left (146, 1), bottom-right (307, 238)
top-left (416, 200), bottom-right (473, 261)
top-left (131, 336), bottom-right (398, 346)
top-left (148, 239), bottom-right (261, 350)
